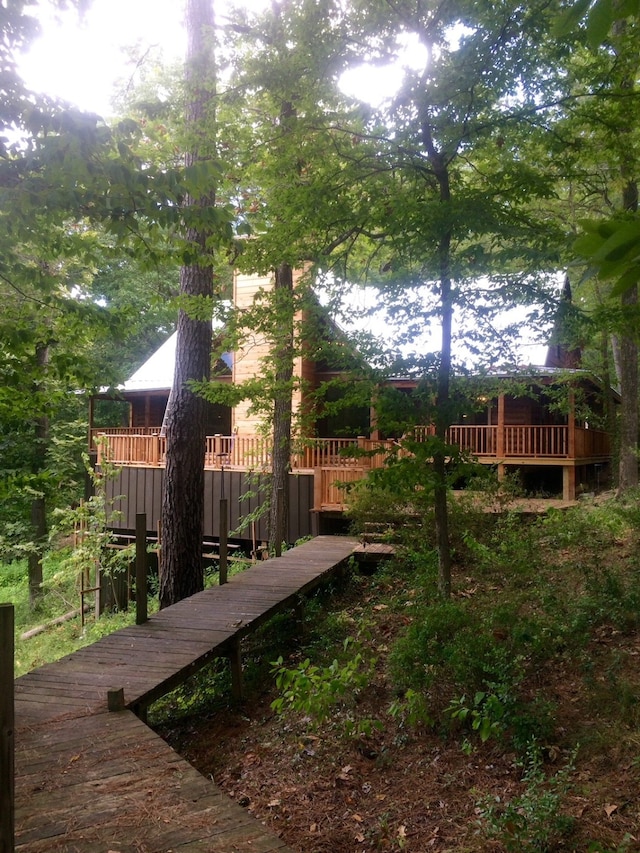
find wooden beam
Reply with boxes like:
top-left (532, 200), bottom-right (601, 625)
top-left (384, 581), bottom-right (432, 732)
top-left (0, 603), bottom-right (14, 853)
top-left (219, 498), bottom-right (228, 585)
top-left (135, 514), bottom-right (148, 625)
top-left (275, 487), bottom-right (284, 558)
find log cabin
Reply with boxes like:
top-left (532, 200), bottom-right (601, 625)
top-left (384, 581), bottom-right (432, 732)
top-left (90, 272), bottom-right (618, 547)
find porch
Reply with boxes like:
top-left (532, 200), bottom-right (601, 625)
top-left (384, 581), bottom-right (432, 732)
top-left (92, 421), bottom-right (612, 508)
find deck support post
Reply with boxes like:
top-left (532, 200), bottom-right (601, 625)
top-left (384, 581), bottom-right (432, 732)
top-left (228, 639), bottom-right (244, 702)
top-left (275, 487), bottom-right (284, 558)
top-left (107, 688), bottom-right (125, 712)
top-left (135, 514), bottom-right (148, 625)
top-left (219, 498), bottom-right (228, 585)
top-left (0, 603), bottom-right (14, 853)
top-left (563, 465), bottom-right (576, 502)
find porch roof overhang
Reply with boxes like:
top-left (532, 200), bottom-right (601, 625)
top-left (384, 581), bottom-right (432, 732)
top-left (384, 366), bottom-right (621, 403)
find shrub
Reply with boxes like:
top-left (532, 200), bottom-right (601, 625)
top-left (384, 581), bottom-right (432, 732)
top-left (270, 638), bottom-right (379, 737)
top-left (476, 743), bottom-right (577, 852)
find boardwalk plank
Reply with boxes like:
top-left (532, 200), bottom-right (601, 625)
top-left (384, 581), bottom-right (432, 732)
top-left (14, 535), bottom-right (357, 852)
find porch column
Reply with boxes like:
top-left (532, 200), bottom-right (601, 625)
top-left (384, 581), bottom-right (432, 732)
top-left (496, 394), bottom-right (505, 458)
top-left (568, 391), bottom-right (576, 459)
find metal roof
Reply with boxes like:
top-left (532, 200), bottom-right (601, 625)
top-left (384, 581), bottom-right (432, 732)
top-left (122, 331), bottom-right (232, 393)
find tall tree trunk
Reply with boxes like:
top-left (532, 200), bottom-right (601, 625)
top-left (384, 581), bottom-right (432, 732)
top-left (599, 331), bottom-right (618, 488)
top-left (614, 20), bottom-right (638, 494)
top-left (433, 201), bottom-right (453, 599)
top-left (28, 341), bottom-right (49, 609)
top-left (617, 280), bottom-right (638, 493)
top-left (268, 263), bottom-right (294, 552)
top-left (160, 0), bottom-right (216, 608)
top-left (422, 121), bottom-right (452, 598)
top-left (267, 92), bottom-right (297, 552)
top-left (616, 178), bottom-right (638, 493)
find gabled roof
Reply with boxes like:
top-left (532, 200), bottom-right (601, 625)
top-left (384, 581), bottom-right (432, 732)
top-left (121, 332), bottom-right (232, 393)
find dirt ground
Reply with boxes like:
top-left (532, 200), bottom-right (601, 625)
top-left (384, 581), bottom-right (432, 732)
top-left (157, 570), bottom-right (640, 852)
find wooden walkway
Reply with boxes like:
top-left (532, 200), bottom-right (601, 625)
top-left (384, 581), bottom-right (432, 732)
top-left (14, 535), bottom-right (357, 852)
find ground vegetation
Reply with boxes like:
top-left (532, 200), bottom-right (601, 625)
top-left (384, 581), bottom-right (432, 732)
top-left (148, 493), bottom-right (640, 852)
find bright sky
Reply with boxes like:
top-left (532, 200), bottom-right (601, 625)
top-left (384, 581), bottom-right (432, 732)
top-left (19, 0), bottom-right (428, 115)
top-left (18, 2), bottom-right (550, 365)
top-left (19, 0), bottom-right (188, 116)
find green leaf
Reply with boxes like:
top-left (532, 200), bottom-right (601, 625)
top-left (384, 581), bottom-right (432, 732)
top-left (587, 0), bottom-right (614, 47)
top-left (610, 265), bottom-right (640, 297)
top-left (616, 0), bottom-right (640, 18)
top-left (591, 222), bottom-right (640, 263)
top-left (573, 232), bottom-right (606, 257)
top-left (552, 0), bottom-right (592, 36)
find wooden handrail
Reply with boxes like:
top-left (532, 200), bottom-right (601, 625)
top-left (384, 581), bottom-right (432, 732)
top-left (94, 425), bottom-right (611, 513)
top-left (95, 425), bottom-right (611, 471)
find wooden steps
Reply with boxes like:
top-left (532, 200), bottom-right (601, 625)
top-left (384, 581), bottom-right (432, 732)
top-left (14, 535), bottom-right (357, 852)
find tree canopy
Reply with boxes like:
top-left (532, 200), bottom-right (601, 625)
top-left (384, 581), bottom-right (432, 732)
top-left (2, 0), bottom-right (639, 601)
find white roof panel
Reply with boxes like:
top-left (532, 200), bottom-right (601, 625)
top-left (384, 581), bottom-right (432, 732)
top-left (122, 332), bottom-right (177, 392)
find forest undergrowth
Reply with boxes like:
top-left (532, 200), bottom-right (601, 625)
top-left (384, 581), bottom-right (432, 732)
top-left (5, 492), bottom-right (640, 851)
top-left (153, 494), bottom-right (640, 852)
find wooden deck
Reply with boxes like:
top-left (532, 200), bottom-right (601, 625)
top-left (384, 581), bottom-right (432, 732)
top-left (14, 535), bottom-right (357, 852)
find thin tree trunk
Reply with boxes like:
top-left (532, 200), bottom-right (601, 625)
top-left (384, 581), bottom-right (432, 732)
top-left (268, 263), bottom-right (294, 552)
top-left (28, 341), bottom-right (50, 609)
top-left (617, 284), bottom-right (638, 493)
top-left (28, 496), bottom-right (46, 608)
top-left (267, 93), bottom-right (297, 552)
top-left (599, 331), bottom-right (618, 488)
top-left (160, 0), bottom-right (216, 608)
top-left (433, 223), bottom-right (453, 599)
top-left (613, 20), bottom-right (638, 494)
top-left (616, 181), bottom-right (638, 493)
top-left (421, 119), bottom-right (453, 597)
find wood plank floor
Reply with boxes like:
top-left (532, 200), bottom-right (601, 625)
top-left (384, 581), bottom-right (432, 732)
top-left (14, 535), bottom-right (357, 852)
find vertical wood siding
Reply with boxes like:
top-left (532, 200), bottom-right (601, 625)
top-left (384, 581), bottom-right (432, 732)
top-left (105, 467), bottom-right (314, 543)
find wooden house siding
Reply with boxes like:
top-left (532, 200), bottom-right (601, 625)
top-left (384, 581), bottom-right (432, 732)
top-left (105, 467), bottom-right (315, 543)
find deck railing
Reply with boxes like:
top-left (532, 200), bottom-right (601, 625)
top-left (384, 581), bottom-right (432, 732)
top-left (204, 434), bottom-right (272, 469)
top-left (292, 437), bottom-right (395, 470)
top-left (95, 432), bottom-right (396, 471)
top-left (412, 424), bottom-right (610, 460)
top-left (90, 427), bottom-right (160, 451)
top-left (448, 425), bottom-right (497, 456)
top-left (95, 425), bottom-right (611, 513)
top-left (95, 425), bottom-right (611, 471)
top-left (503, 425), bottom-right (569, 457)
top-left (575, 427), bottom-right (610, 458)
top-left (96, 432), bottom-right (166, 466)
